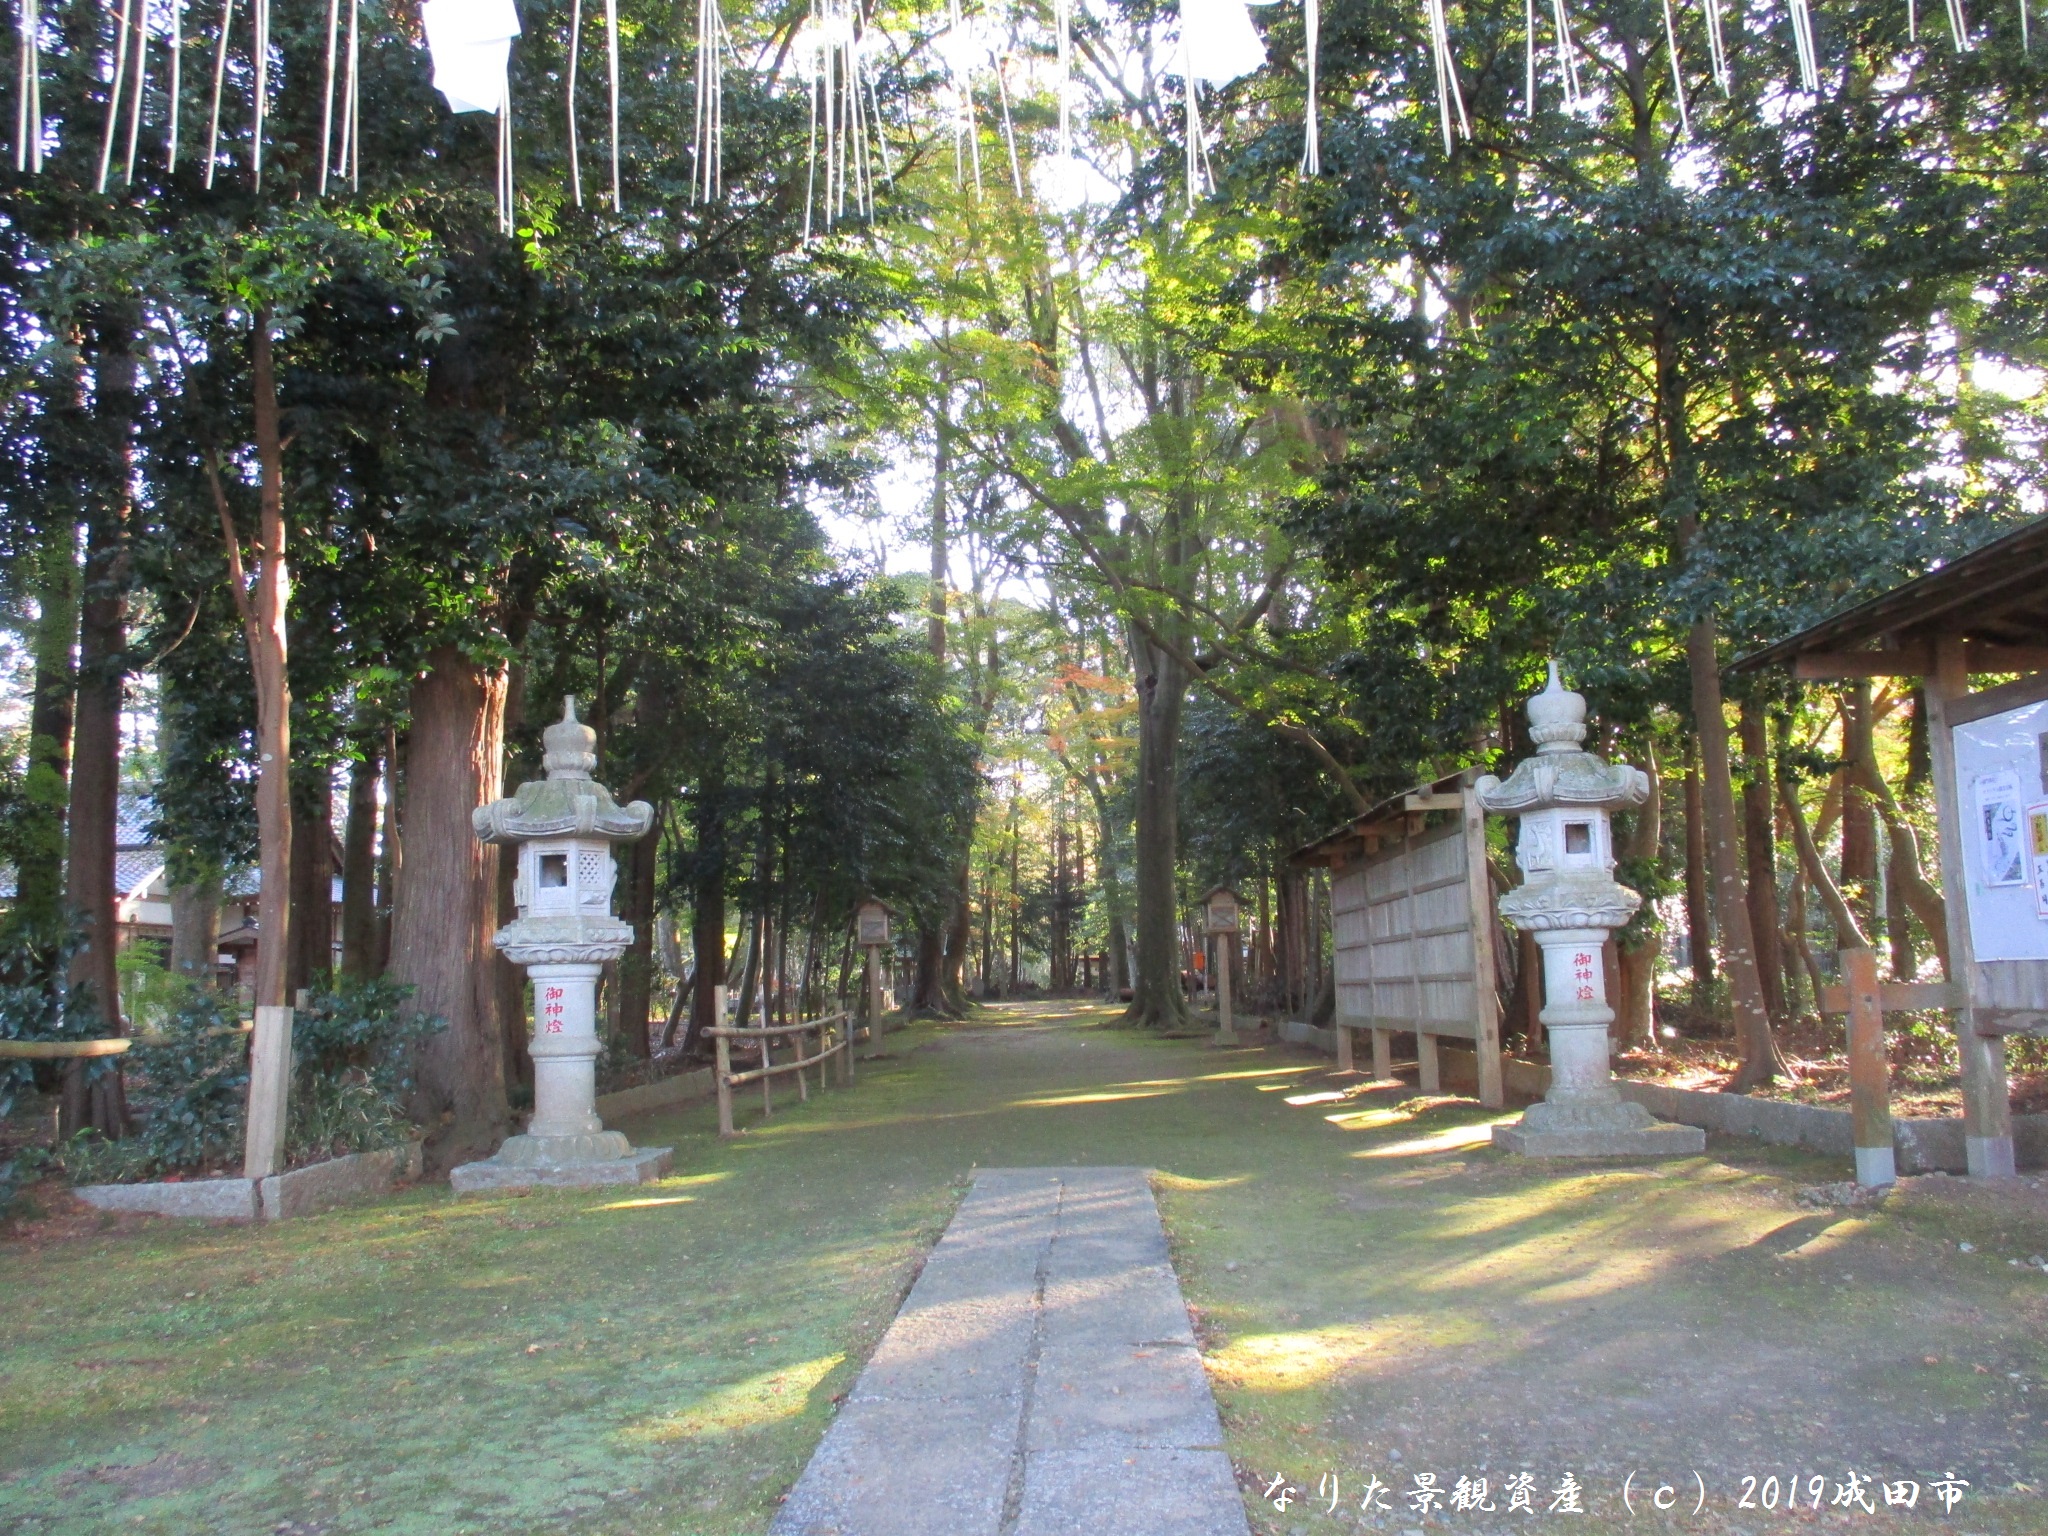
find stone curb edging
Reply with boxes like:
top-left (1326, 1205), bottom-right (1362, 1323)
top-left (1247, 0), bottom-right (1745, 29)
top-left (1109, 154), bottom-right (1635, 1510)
top-left (592, 1067), bottom-right (715, 1121)
top-left (72, 1141), bottom-right (425, 1223)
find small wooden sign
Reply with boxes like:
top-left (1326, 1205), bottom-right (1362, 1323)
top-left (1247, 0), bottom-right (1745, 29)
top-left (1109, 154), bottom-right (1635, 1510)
top-left (1203, 885), bottom-right (1240, 935)
top-left (856, 899), bottom-right (891, 947)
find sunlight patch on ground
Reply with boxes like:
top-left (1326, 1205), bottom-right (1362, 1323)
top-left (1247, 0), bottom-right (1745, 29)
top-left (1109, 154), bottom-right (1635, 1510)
top-left (1151, 1172), bottom-right (1251, 1192)
top-left (623, 1353), bottom-right (844, 1444)
top-left (1008, 1088), bottom-right (1175, 1108)
top-left (593, 1195), bottom-right (698, 1211)
top-left (1206, 1322), bottom-right (1398, 1392)
top-left (1352, 1119), bottom-right (1515, 1158)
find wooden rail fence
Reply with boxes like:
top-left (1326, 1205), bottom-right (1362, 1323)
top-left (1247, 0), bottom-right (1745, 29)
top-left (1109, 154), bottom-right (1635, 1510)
top-left (710, 1011), bottom-right (863, 1137)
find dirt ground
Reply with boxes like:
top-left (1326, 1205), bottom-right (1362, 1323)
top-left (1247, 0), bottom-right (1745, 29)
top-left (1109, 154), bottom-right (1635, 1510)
top-left (2, 1002), bottom-right (2043, 1534)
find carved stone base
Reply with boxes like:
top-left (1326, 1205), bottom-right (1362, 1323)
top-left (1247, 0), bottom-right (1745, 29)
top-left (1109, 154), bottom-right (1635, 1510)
top-left (450, 1144), bottom-right (673, 1194)
top-left (491, 1131), bottom-right (633, 1166)
top-left (1492, 1096), bottom-right (1705, 1158)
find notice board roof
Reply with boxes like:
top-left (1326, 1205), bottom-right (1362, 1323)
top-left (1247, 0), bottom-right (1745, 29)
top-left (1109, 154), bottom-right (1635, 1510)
top-left (1291, 766), bottom-right (1483, 869)
top-left (1732, 516), bottom-right (2048, 677)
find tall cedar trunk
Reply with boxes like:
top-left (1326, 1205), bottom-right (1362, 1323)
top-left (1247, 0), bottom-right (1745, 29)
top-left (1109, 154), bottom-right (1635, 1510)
top-left (615, 822), bottom-right (657, 1058)
top-left (1126, 638), bottom-right (1189, 1027)
top-left (16, 526), bottom-right (78, 933)
top-left (1840, 681), bottom-right (1879, 938)
top-left (495, 666), bottom-right (530, 1089)
top-left (287, 765), bottom-right (333, 997)
top-left (247, 317), bottom-right (293, 1012)
top-left (1737, 699), bottom-right (1787, 1025)
top-left (1615, 752), bottom-right (1663, 1047)
top-left (63, 320), bottom-right (136, 1135)
top-left (1687, 619), bottom-right (1786, 1089)
top-left (912, 925), bottom-right (944, 1012)
top-left (686, 772), bottom-right (726, 1055)
top-left (389, 647), bottom-right (508, 1165)
top-left (1682, 745), bottom-right (1714, 1005)
top-left (942, 858), bottom-right (972, 1010)
top-left (496, 829), bottom-right (530, 1096)
top-left (339, 749), bottom-right (381, 979)
top-left (375, 725), bottom-right (403, 974)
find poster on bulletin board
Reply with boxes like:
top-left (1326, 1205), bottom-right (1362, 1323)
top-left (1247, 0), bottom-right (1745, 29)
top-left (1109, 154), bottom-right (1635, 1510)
top-left (1951, 696), bottom-right (2048, 961)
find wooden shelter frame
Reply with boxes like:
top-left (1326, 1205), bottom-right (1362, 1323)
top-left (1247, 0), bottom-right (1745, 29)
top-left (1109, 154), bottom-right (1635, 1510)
top-left (1735, 515), bottom-right (2048, 1179)
top-left (1293, 766), bottom-right (1506, 1108)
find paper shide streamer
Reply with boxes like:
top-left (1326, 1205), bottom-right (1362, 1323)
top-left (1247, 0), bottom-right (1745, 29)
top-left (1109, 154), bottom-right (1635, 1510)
top-left (423, 0), bottom-right (523, 231)
top-left (800, 0), bottom-right (889, 237)
top-left (691, 0), bottom-right (730, 202)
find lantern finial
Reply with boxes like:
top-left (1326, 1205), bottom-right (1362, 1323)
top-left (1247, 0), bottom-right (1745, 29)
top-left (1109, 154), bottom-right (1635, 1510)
top-left (542, 695), bottom-right (599, 780)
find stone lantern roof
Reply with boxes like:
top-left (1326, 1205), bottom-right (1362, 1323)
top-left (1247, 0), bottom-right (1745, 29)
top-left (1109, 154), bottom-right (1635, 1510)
top-left (1474, 662), bottom-right (1650, 817)
top-left (472, 698), bottom-right (655, 846)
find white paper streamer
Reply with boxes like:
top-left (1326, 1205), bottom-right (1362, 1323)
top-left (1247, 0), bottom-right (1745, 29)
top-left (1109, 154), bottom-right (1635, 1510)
top-left (1704, 0), bottom-right (1731, 94)
top-left (203, 0), bottom-right (232, 186)
top-left (96, 0), bottom-right (133, 191)
top-left (690, 0), bottom-right (728, 201)
top-left (164, 0), bottom-right (179, 169)
top-left (1524, 0), bottom-right (1537, 113)
top-left (1945, 0), bottom-right (1975, 47)
top-left (319, 0), bottom-right (339, 192)
top-left (566, 0), bottom-right (582, 204)
top-left (1549, 0), bottom-right (1581, 111)
top-left (1300, 0), bottom-right (1318, 174)
top-left (1662, 0), bottom-right (1690, 134)
top-left (16, 0), bottom-right (43, 171)
top-left (604, 0), bottom-right (620, 208)
top-left (423, 0), bottom-right (520, 115)
top-left (1788, 0), bottom-right (1819, 89)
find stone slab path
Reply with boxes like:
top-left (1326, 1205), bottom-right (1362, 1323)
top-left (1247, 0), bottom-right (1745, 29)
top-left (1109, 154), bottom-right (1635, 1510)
top-left (771, 1166), bottom-right (1250, 1536)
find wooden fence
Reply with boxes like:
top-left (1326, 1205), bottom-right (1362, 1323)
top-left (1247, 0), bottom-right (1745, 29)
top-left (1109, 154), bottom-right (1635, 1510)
top-left (709, 1011), bottom-right (863, 1137)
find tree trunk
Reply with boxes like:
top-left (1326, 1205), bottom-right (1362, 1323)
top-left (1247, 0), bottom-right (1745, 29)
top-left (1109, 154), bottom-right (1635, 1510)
top-left (340, 748), bottom-right (381, 979)
top-left (376, 724), bottom-right (403, 974)
top-left (1688, 620), bottom-right (1787, 1089)
top-left (169, 877), bottom-right (222, 985)
top-left (1125, 637), bottom-right (1189, 1028)
top-left (1682, 743), bottom-right (1714, 1007)
top-left (685, 773), bottom-right (726, 1056)
top-left (14, 525), bottom-right (78, 936)
top-left (942, 856), bottom-right (972, 1011)
top-left (1737, 698), bottom-right (1787, 1026)
top-left (1615, 751), bottom-right (1663, 1048)
top-left (388, 646), bottom-right (509, 1166)
top-left (247, 316), bottom-right (293, 1012)
top-left (615, 818), bottom-right (658, 1058)
top-left (287, 764), bottom-right (333, 998)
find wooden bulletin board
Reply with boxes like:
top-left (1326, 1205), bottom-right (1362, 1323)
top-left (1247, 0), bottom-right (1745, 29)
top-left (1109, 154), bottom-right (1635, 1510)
top-left (1313, 772), bottom-right (1504, 1107)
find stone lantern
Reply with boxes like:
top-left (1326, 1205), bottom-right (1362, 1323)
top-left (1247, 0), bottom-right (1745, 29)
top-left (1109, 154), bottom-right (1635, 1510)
top-left (450, 698), bottom-right (673, 1192)
top-left (1202, 886), bottom-right (1242, 1044)
top-left (1475, 664), bottom-right (1704, 1158)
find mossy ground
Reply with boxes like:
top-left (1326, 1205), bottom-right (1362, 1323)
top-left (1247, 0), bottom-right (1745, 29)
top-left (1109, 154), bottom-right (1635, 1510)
top-left (2, 1000), bottom-right (2043, 1534)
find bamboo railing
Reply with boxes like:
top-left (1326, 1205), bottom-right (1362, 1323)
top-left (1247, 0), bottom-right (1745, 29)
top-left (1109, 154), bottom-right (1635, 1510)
top-left (708, 1010), bottom-right (863, 1137)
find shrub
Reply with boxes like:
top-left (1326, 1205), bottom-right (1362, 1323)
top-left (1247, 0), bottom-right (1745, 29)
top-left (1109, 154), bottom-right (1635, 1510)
top-left (57, 977), bottom-right (444, 1185)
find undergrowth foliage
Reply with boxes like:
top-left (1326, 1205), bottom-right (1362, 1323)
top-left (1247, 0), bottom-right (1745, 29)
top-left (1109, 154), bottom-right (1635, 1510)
top-left (58, 979), bottom-right (442, 1186)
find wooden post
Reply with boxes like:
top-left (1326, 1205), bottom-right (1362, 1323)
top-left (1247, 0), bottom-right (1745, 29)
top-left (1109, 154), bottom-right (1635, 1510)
top-left (715, 1031), bottom-right (735, 1137)
top-left (1336, 1022), bottom-right (1354, 1073)
top-left (1925, 636), bottom-right (2017, 1178)
top-left (865, 944), bottom-right (884, 1051)
top-left (1417, 1031), bottom-right (1440, 1094)
top-left (761, 1028), bottom-right (773, 1117)
top-left (1216, 936), bottom-right (1236, 1044)
top-left (242, 1004), bottom-right (294, 1179)
top-left (1463, 785), bottom-right (1505, 1109)
top-left (795, 1024), bottom-right (810, 1103)
top-left (1841, 946), bottom-right (1895, 1186)
top-left (843, 1013), bottom-right (856, 1084)
top-left (1371, 1027), bottom-right (1392, 1082)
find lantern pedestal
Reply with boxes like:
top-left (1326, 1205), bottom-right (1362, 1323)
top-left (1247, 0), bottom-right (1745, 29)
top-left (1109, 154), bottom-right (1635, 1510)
top-left (1490, 926), bottom-right (1704, 1158)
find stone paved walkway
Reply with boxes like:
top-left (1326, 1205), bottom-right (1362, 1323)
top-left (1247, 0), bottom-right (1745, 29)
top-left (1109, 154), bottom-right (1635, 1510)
top-left (771, 1166), bottom-right (1250, 1536)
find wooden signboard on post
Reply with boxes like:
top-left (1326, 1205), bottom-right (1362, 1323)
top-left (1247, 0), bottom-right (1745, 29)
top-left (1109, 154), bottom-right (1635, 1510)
top-left (1296, 768), bottom-right (1505, 1108)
